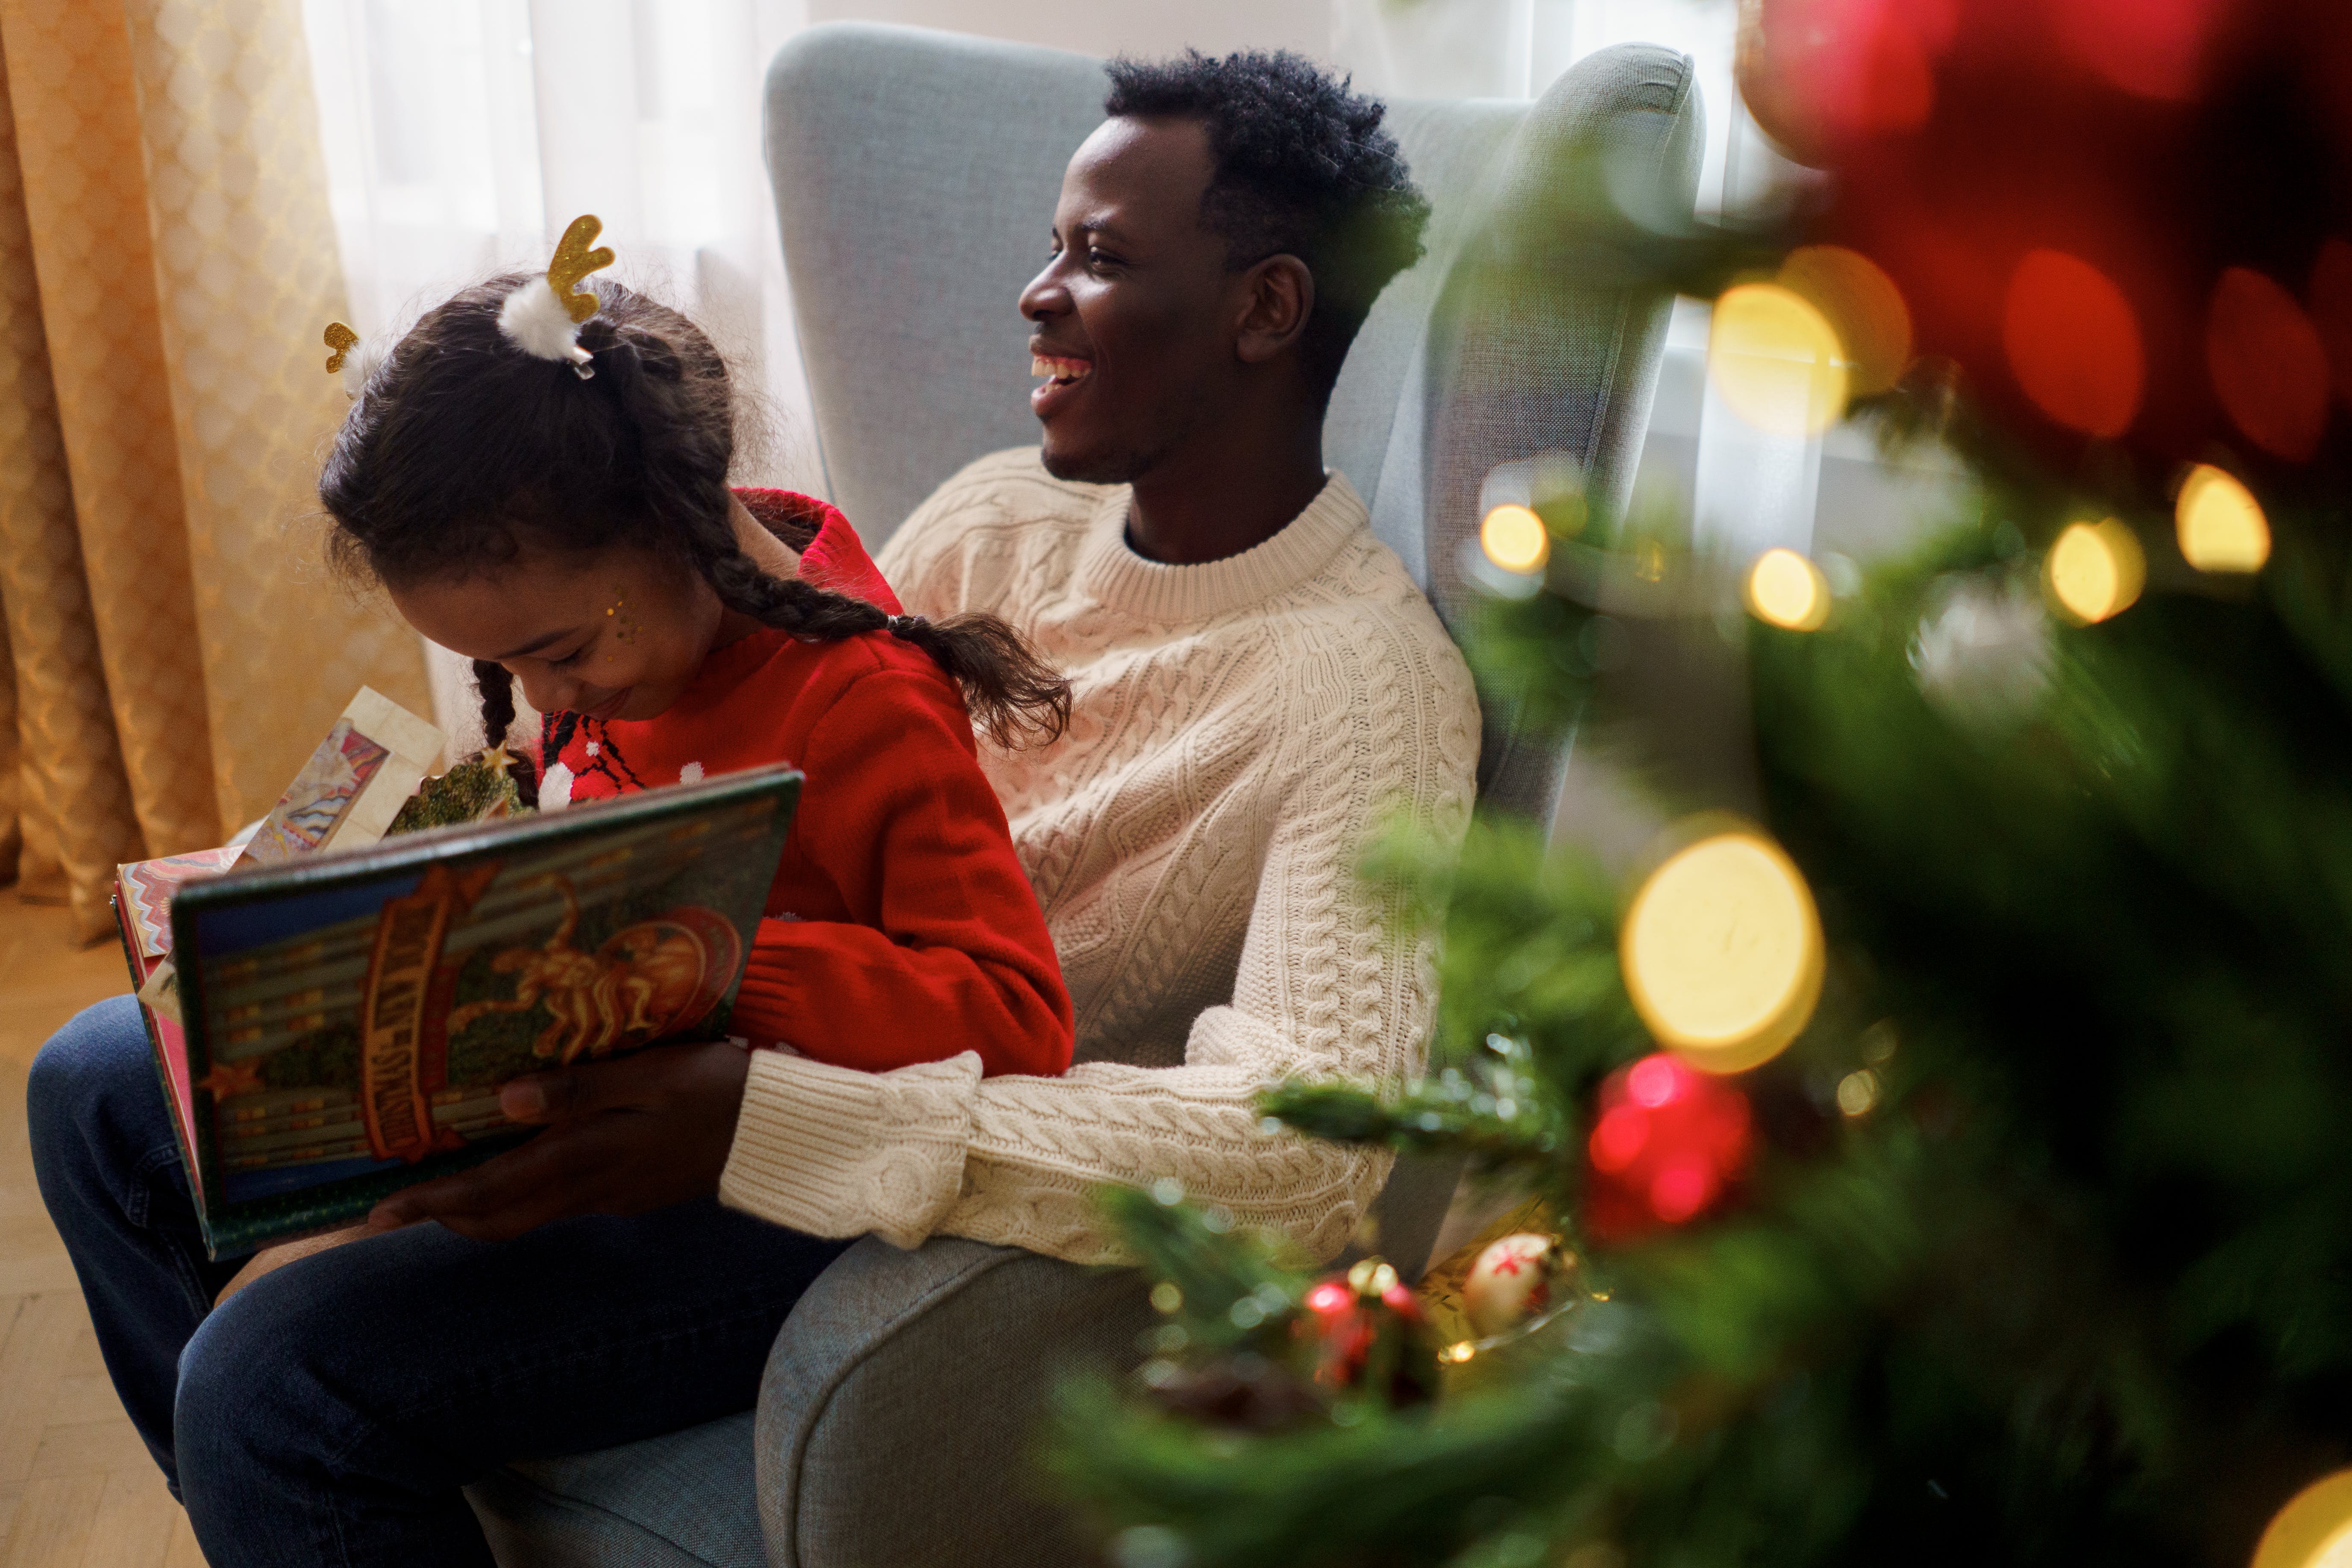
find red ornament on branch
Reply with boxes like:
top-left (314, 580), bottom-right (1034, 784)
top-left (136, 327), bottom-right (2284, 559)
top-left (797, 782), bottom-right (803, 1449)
top-left (1584, 1054), bottom-right (1755, 1243)
top-left (1295, 1259), bottom-right (1439, 1405)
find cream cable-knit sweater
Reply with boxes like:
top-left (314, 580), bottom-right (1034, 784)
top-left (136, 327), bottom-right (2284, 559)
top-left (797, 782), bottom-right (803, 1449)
top-left (716, 448), bottom-right (1480, 1265)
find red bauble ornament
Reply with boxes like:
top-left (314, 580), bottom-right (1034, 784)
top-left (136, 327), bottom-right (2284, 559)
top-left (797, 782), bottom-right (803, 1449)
top-left (1583, 1053), bottom-right (1754, 1243)
top-left (1294, 1259), bottom-right (1438, 1405)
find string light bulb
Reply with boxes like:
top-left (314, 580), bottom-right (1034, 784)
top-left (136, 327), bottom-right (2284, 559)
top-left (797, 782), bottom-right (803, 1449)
top-left (1778, 245), bottom-right (1912, 396)
top-left (1745, 548), bottom-right (1832, 631)
top-left (2176, 464), bottom-right (2271, 573)
top-left (1620, 827), bottom-right (1825, 1074)
top-left (2044, 519), bottom-right (2145, 625)
top-left (1709, 282), bottom-right (1850, 437)
top-left (1480, 503), bottom-right (1550, 575)
top-left (2253, 1468), bottom-right (2352, 1568)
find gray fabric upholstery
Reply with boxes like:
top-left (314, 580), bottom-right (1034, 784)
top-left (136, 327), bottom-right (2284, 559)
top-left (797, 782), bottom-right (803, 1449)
top-left (476, 23), bottom-right (1698, 1568)
top-left (758, 1237), bottom-right (1154, 1568)
top-left (1424, 46), bottom-right (1702, 822)
top-left (763, 26), bottom-right (1101, 543)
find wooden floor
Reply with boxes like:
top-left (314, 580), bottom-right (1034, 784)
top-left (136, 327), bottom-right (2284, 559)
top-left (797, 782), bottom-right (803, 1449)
top-left (0, 893), bottom-right (204, 1567)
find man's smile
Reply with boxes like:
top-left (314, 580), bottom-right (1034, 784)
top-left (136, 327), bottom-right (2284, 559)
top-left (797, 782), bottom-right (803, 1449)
top-left (1030, 349), bottom-right (1094, 415)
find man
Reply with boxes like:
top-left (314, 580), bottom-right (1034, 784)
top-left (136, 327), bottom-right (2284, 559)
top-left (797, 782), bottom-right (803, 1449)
top-left (27, 47), bottom-right (1478, 1564)
top-left (712, 51), bottom-right (1481, 1263)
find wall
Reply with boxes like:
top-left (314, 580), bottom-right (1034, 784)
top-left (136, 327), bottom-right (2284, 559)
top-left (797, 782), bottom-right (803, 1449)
top-left (803, 0), bottom-right (1331, 62)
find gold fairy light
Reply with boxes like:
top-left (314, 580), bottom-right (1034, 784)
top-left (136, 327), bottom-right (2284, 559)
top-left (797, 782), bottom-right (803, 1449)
top-left (1745, 548), bottom-right (1831, 631)
top-left (2253, 1468), bottom-right (2352, 1568)
top-left (2044, 520), bottom-right (2145, 625)
top-left (2176, 464), bottom-right (2271, 573)
top-left (1620, 826), bottom-right (1825, 1075)
top-left (1708, 282), bottom-right (1850, 438)
top-left (1480, 504), bottom-right (1550, 575)
top-left (1778, 245), bottom-right (1912, 396)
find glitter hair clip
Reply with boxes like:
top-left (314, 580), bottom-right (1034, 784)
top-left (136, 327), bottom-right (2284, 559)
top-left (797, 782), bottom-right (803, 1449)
top-left (498, 214), bottom-right (616, 379)
top-left (322, 320), bottom-right (382, 399)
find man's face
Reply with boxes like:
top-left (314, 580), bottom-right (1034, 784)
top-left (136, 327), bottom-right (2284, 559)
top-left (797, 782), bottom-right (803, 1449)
top-left (1020, 117), bottom-right (1242, 484)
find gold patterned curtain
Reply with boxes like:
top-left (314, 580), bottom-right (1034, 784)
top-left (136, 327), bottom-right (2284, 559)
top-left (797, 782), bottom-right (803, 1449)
top-left (0, 0), bottom-right (429, 942)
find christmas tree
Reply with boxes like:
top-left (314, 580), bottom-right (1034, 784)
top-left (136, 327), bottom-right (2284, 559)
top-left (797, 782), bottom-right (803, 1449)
top-left (1049, 3), bottom-right (2352, 1565)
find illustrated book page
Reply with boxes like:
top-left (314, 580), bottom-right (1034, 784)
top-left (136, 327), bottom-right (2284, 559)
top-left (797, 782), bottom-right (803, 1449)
top-left (235, 686), bottom-right (446, 868)
top-left (167, 764), bottom-right (799, 1257)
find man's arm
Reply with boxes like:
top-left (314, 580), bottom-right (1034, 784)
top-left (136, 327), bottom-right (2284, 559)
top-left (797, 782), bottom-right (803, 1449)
top-left (719, 609), bottom-right (1480, 1263)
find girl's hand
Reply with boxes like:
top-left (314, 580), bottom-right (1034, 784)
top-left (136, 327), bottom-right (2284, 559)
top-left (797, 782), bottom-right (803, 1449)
top-left (366, 1039), bottom-right (753, 1242)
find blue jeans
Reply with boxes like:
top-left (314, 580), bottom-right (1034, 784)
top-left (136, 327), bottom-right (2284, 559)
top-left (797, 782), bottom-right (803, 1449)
top-left (27, 995), bottom-right (851, 1566)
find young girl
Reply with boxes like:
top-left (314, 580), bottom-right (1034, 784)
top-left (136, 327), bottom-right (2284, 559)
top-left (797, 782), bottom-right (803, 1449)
top-left (327, 265), bottom-right (1074, 1084)
top-left (28, 249), bottom-right (1074, 1565)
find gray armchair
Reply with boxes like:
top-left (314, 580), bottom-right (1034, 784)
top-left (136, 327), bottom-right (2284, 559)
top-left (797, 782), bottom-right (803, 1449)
top-left (467, 22), bottom-right (1699, 1567)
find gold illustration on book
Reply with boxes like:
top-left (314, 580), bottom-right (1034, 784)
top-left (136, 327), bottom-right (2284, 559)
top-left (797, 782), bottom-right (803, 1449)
top-left (445, 874), bottom-right (731, 1064)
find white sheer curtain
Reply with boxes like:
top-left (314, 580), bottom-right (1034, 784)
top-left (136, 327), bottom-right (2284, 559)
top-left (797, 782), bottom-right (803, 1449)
top-left (301, 0), bottom-right (819, 742)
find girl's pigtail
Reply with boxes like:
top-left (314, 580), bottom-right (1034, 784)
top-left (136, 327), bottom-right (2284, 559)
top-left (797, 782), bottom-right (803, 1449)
top-left (472, 658), bottom-right (540, 807)
top-left (705, 550), bottom-right (1071, 748)
top-left (884, 613), bottom-right (1072, 748)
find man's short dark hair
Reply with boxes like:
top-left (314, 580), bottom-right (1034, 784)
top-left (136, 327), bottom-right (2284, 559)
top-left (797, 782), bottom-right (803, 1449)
top-left (1104, 50), bottom-right (1432, 402)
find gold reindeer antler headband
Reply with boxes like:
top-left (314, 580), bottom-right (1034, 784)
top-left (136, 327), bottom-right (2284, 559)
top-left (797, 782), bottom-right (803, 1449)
top-left (322, 320), bottom-right (376, 398)
top-left (497, 214), bottom-right (616, 377)
top-left (320, 216), bottom-right (616, 395)
top-left (545, 215), bottom-right (615, 324)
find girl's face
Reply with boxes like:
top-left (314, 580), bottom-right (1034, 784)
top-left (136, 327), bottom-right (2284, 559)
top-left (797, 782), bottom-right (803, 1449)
top-left (391, 543), bottom-right (744, 724)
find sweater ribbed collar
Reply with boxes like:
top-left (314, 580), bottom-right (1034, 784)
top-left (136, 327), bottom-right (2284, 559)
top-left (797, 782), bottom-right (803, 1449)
top-left (1073, 472), bottom-right (1366, 624)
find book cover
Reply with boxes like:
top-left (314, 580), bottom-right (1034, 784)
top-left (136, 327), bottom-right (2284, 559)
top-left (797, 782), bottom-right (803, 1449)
top-left (155, 765), bottom-right (798, 1257)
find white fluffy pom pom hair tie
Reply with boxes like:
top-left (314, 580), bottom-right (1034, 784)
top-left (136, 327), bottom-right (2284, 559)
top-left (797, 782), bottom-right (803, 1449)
top-left (498, 213), bottom-right (617, 377)
top-left (320, 214), bottom-right (616, 398)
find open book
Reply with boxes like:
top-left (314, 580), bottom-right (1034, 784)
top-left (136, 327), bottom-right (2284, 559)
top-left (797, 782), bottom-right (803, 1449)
top-left (111, 694), bottom-right (799, 1257)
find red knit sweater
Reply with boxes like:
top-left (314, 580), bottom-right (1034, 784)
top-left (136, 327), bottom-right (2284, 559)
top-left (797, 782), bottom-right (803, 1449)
top-left (536, 489), bottom-right (1073, 1079)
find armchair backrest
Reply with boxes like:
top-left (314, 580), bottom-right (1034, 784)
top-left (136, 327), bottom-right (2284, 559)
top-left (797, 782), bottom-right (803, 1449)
top-left (762, 23), bottom-right (1699, 647)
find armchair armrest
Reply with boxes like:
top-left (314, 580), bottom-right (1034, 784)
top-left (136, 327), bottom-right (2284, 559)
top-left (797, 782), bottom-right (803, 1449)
top-left (756, 1235), bottom-right (1154, 1568)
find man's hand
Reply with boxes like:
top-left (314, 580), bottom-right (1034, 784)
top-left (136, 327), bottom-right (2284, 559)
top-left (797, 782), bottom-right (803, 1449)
top-left (367, 1039), bottom-right (752, 1242)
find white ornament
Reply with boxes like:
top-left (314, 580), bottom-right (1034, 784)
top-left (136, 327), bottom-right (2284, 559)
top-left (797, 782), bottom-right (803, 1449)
top-left (1462, 1233), bottom-right (1577, 1339)
top-left (540, 761), bottom-right (574, 810)
top-left (679, 761), bottom-right (704, 785)
top-left (584, 740), bottom-right (600, 756)
top-left (1910, 575), bottom-right (2052, 724)
top-left (496, 278), bottom-right (593, 367)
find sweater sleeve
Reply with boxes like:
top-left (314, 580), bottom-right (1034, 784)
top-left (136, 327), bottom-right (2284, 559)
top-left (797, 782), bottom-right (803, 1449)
top-left (725, 664), bottom-right (1074, 1079)
top-left (720, 615), bottom-right (1481, 1265)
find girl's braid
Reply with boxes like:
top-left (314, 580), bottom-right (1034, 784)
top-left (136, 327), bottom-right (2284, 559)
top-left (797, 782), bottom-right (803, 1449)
top-left (702, 545), bottom-right (1071, 747)
top-left (471, 658), bottom-right (540, 807)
